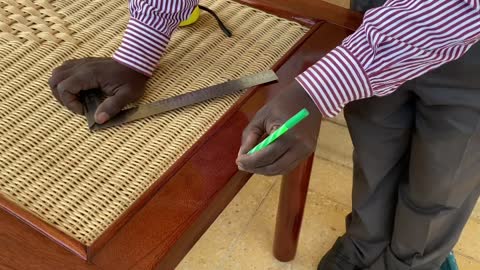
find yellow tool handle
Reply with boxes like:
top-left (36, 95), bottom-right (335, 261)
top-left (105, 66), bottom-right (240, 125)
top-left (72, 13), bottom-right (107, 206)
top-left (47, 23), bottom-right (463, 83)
top-left (179, 6), bottom-right (201, 26)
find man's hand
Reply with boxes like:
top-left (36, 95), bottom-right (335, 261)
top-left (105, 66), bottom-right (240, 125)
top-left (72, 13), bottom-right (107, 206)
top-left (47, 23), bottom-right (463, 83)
top-left (49, 57), bottom-right (148, 124)
top-left (236, 81), bottom-right (321, 176)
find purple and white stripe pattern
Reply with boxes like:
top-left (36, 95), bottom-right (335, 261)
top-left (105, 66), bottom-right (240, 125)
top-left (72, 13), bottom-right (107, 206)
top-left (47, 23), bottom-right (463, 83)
top-left (297, 0), bottom-right (480, 117)
top-left (114, 0), bottom-right (199, 76)
top-left (113, 0), bottom-right (479, 115)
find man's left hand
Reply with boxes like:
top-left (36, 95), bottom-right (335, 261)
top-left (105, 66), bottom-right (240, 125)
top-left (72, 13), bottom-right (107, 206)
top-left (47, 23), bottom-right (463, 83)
top-left (236, 81), bottom-right (321, 176)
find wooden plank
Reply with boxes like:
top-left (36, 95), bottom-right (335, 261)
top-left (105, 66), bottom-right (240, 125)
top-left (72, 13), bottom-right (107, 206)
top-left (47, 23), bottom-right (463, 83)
top-left (274, 155), bottom-right (316, 261)
top-left (237, 0), bottom-right (362, 30)
top-left (0, 208), bottom-right (99, 270)
top-left (0, 194), bottom-right (88, 260)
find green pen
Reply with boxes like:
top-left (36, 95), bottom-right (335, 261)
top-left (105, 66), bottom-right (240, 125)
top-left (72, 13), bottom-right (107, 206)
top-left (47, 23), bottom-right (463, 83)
top-left (248, 108), bottom-right (310, 155)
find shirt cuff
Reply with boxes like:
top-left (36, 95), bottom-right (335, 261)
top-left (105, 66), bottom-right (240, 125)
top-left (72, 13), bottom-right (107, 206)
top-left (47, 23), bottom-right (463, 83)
top-left (113, 19), bottom-right (171, 76)
top-left (295, 46), bottom-right (372, 118)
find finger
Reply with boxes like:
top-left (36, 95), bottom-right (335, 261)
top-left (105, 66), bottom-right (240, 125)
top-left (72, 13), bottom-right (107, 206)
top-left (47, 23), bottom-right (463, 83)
top-left (49, 58), bottom-right (101, 107)
top-left (55, 72), bottom-right (98, 114)
top-left (237, 135), bottom-right (293, 169)
top-left (94, 87), bottom-right (134, 124)
top-left (239, 129), bottom-right (262, 156)
top-left (56, 71), bottom-right (98, 95)
top-left (60, 90), bottom-right (84, 114)
top-left (243, 147), bottom-right (305, 176)
top-left (49, 67), bottom-right (71, 96)
top-left (49, 59), bottom-right (81, 89)
top-left (238, 113), bottom-right (267, 155)
top-left (62, 59), bottom-right (81, 67)
top-left (51, 86), bottom-right (61, 105)
top-left (61, 58), bottom-right (95, 69)
top-left (48, 57), bottom-right (99, 88)
top-left (239, 120), bottom-right (283, 156)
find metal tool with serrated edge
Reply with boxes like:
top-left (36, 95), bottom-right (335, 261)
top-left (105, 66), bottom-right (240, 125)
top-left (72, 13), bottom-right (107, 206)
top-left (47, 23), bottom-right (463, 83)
top-left (81, 70), bottom-right (278, 131)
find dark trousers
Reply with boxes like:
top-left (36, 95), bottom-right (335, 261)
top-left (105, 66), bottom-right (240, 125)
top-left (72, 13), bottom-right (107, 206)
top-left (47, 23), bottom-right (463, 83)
top-left (341, 40), bottom-right (480, 270)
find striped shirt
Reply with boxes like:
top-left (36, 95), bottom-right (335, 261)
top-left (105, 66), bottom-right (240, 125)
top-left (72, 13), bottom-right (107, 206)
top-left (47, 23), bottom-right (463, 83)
top-left (113, 0), bottom-right (480, 117)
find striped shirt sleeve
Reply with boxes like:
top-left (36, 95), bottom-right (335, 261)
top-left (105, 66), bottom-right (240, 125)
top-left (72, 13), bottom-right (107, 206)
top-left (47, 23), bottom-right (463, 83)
top-left (296, 0), bottom-right (480, 118)
top-left (113, 0), bottom-right (199, 76)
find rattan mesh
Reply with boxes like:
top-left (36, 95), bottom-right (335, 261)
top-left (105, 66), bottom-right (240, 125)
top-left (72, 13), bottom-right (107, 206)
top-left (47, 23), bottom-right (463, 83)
top-left (0, 0), bottom-right (307, 244)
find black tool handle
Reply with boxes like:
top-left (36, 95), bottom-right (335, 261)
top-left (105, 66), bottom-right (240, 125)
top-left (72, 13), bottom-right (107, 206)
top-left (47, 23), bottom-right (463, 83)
top-left (80, 89), bottom-right (104, 129)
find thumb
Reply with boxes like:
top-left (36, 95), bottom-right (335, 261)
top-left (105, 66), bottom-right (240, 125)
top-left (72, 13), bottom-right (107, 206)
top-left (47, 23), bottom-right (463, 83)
top-left (239, 130), bottom-right (261, 156)
top-left (238, 116), bottom-right (266, 156)
top-left (94, 87), bottom-right (135, 124)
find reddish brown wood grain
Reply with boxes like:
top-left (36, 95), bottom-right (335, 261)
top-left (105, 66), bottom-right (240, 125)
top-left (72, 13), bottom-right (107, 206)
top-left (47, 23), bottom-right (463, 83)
top-left (274, 155), bottom-right (316, 261)
top-left (0, 194), bottom-right (88, 260)
top-left (0, 208), bottom-right (100, 270)
top-left (236, 0), bottom-right (362, 30)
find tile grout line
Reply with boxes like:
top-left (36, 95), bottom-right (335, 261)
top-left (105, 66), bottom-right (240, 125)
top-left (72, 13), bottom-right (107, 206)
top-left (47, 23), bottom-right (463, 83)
top-left (454, 251), bottom-right (480, 264)
top-left (213, 179), bottom-right (278, 269)
top-left (324, 117), bottom-right (347, 128)
top-left (313, 155), bottom-right (353, 170)
top-left (307, 190), bottom-right (352, 212)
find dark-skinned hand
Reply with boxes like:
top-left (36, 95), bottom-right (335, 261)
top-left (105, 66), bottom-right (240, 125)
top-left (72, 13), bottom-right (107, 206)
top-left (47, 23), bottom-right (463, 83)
top-left (236, 80), bottom-right (322, 176)
top-left (49, 57), bottom-right (148, 124)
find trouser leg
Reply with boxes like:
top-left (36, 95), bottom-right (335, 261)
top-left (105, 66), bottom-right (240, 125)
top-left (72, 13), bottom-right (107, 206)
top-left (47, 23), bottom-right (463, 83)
top-left (382, 43), bottom-right (480, 270)
top-left (342, 39), bottom-right (480, 270)
top-left (342, 85), bottom-right (415, 267)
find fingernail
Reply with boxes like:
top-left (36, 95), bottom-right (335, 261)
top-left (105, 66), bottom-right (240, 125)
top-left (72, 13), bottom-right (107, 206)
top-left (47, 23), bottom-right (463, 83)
top-left (95, 112), bottom-right (109, 124)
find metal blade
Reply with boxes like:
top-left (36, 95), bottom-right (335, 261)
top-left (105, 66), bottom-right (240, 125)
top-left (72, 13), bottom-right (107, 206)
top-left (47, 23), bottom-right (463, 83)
top-left (81, 90), bottom-right (103, 129)
top-left (82, 70), bottom-right (278, 131)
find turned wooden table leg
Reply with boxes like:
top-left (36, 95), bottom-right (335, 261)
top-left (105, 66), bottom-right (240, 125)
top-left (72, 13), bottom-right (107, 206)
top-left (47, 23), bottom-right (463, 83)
top-left (273, 154), bottom-right (314, 262)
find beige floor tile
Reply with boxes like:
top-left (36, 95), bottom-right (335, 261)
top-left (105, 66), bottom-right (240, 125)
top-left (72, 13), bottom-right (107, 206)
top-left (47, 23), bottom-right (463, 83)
top-left (456, 254), bottom-right (480, 270)
top-left (327, 112), bottom-right (347, 127)
top-left (180, 127), bottom-right (479, 270)
top-left (472, 203), bottom-right (480, 221)
top-left (292, 192), bottom-right (350, 270)
top-left (309, 157), bottom-right (353, 207)
top-left (218, 179), bottom-right (351, 270)
top-left (179, 169), bottom-right (480, 269)
top-left (177, 175), bottom-right (275, 270)
top-left (455, 218), bottom-right (480, 263)
top-left (216, 178), bottom-right (293, 270)
top-left (316, 121), bottom-right (353, 168)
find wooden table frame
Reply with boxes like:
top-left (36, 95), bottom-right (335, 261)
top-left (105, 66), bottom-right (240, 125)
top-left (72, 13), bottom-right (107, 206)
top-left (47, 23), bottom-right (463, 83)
top-left (0, 1), bottom-right (361, 269)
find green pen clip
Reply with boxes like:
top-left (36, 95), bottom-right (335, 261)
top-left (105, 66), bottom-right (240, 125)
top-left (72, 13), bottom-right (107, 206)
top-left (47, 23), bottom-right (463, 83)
top-left (248, 108), bottom-right (310, 155)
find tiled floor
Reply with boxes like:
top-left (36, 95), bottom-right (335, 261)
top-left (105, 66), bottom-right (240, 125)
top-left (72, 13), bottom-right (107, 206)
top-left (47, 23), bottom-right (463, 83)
top-left (177, 121), bottom-right (480, 269)
top-left (177, 1), bottom-right (480, 269)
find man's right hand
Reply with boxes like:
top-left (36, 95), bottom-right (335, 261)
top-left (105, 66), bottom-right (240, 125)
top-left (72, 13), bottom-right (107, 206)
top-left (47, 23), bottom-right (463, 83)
top-left (49, 57), bottom-right (148, 124)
